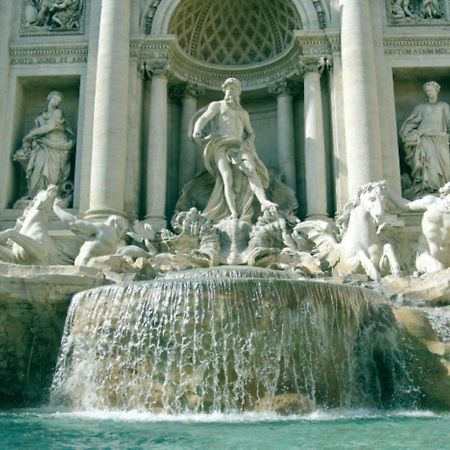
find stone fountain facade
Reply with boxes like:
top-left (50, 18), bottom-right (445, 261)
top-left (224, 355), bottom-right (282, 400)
top-left (0, 0), bottom-right (450, 409)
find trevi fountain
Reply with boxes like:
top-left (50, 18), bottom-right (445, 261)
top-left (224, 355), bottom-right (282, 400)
top-left (0, 0), bottom-right (450, 448)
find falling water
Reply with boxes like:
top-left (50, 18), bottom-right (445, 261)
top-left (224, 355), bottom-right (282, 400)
top-left (51, 267), bottom-right (418, 413)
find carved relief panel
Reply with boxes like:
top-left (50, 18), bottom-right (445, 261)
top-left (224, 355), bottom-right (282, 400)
top-left (386, 0), bottom-right (449, 25)
top-left (21, 0), bottom-right (86, 36)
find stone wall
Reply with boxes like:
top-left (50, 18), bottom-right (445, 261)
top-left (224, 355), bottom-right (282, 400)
top-left (0, 264), bottom-right (106, 406)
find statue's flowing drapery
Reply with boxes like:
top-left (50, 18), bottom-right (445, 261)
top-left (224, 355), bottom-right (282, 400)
top-left (400, 101), bottom-right (450, 193)
top-left (202, 136), bottom-right (269, 223)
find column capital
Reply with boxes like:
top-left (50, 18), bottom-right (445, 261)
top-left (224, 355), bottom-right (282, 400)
top-left (170, 82), bottom-right (205, 101)
top-left (299, 57), bottom-right (332, 75)
top-left (141, 60), bottom-right (170, 79)
top-left (268, 79), bottom-right (300, 97)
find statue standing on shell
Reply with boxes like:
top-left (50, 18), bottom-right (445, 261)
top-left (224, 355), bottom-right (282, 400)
top-left (14, 91), bottom-right (75, 203)
top-left (400, 81), bottom-right (450, 198)
top-left (192, 78), bottom-right (277, 224)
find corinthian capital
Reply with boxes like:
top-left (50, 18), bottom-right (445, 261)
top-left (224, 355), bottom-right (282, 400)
top-left (170, 82), bottom-right (205, 100)
top-left (140, 60), bottom-right (170, 79)
top-left (299, 57), bottom-right (332, 75)
top-left (268, 79), bottom-right (300, 97)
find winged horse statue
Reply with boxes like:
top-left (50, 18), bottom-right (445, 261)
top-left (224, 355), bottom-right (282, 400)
top-left (296, 181), bottom-right (401, 281)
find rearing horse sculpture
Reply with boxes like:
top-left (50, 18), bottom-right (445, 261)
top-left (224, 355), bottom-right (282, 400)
top-left (0, 185), bottom-right (67, 265)
top-left (296, 181), bottom-right (400, 281)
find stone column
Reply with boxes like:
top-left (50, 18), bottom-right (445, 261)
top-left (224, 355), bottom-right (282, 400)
top-left (269, 80), bottom-right (298, 191)
top-left (341, 0), bottom-right (382, 197)
top-left (303, 59), bottom-right (328, 219)
top-left (172, 83), bottom-right (204, 189)
top-left (86, 0), bottom-right (131, 219)
top-left (0, 0), bottom-right (13, 209)
top-left (145, 63), bottom-right (169, 230)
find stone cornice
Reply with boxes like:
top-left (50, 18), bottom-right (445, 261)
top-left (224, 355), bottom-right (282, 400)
top-left (9, 43), bottom-right (88, 65)
top-left (295, 29), bottom-right (340, 56)
top-left (383, 34), bottom-right (450, 55)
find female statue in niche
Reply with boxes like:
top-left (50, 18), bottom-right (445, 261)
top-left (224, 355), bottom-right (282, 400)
top-left (400, 81), bottom-right (450, 199)
top-left (14, 91), bottom-right (75, 203)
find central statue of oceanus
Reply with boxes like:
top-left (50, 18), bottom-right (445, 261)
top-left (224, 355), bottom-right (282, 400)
top-left (192, 78), bottom-right (277, 224)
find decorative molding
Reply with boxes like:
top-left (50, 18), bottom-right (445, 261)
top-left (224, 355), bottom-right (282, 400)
top-left (311, 0), bottom-right (328, 29)
top-left (131, 31), bottom-right (335, 91)
top-left (9, 44), bottom-right (88, 65)
top-left (294, 30), bottom-right (336, 56)
top-left (20, 0), bottom-right (86, 36)
top-left (142, 0), bottom-right (163, 35)
top-left (383, 35), bottom-right (450, 55)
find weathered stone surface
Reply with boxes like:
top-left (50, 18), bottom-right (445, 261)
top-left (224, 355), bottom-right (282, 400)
top-left (0, 263), bottom-right (106, 406)
top-left (393, 305), bottom-right (450, 410)
top-left (384, 269), bottom-right (450, 305)
top-left (257, 393), bottom-right (315, 415)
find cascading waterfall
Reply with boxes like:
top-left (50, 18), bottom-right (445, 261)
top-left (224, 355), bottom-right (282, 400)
top-left (51, 267), bottom-right (418, 413)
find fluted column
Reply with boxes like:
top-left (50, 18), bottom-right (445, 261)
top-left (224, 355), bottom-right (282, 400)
top-left (145, 63), bottom-right (169, 230)
top-left (303, 59), bottom-right (328, 219)
top-left (86, 0), bottom-right (131, 219)
top-left (269, 80), bottom-right (298, 191)
top-left (341, 0), bottom-right (382, 196)
top-left (0, 0), bottom-right (13, 209)
top-left (171, 83), bottom-right (204, 189)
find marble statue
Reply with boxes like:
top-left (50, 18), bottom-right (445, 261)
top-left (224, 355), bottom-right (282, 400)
top-left (400, 81), bottom-right (450, 198)
top-left (14, 91), bottom-right (75, 203)
top-left (52, 202), bottom-right (128, 266)
top-left (247, 208), bottom-right (322, 277)
top-left (26, 0), bottom-right (82, 30)
top-left (192, 78), bottom-right (277, 224)
top-left (152, 208), bottom-right (220, 271)
top-left (420, 0), bottom-right (443, 18)
top-left (297, 181), bottom-right (401, 281)
top-left (388, 181), bottom-right (450, 273)
top-left (0, 185), bottom-right (69, 265)
top-left (390, 0), bottom-right (416, 18)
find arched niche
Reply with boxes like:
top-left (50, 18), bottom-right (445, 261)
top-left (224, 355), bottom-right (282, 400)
top-left (146, 0), bottom-right (329, 36)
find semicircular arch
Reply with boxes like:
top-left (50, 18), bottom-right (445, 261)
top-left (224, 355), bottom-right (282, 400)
top-left (147, 0), bottom-right (328, 36)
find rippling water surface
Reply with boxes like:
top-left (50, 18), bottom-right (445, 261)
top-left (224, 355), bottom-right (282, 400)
top-left (1, 409), bottom-right (449, 449)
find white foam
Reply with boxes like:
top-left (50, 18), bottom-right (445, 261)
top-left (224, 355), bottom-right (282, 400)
top-left (27, 408), bottom-right (443, 424)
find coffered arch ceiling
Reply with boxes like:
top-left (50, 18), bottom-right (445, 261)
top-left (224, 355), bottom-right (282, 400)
top-left (168, 0), bottom-right (303, 66)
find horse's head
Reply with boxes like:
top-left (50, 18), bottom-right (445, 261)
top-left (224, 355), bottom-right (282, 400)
top-left (357, 181), bottom-right (387, 225)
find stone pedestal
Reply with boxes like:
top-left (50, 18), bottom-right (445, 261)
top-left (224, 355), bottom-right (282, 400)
top-left (86, 0), bottom-right (131, 219)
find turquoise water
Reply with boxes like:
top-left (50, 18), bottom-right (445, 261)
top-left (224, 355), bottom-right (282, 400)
top-left (1, 409), bottom-right (449, 449)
